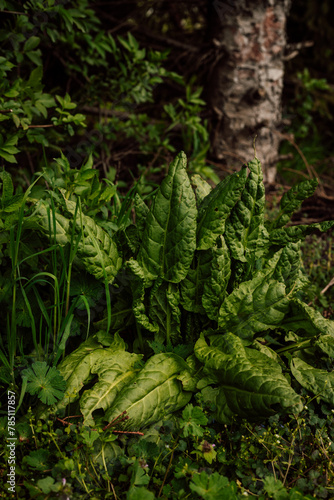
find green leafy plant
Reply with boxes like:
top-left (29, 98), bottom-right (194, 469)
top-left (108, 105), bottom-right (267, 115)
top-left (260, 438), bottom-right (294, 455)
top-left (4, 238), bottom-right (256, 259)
top-left (21, 361), bottom-right (66, 405)
top-left (33, 151), bottom-right (334, 429)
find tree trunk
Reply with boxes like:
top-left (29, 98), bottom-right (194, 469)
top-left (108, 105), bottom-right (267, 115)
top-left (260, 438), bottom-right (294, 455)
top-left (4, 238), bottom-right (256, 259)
top-left (207, 0), bottom-right (291, 183)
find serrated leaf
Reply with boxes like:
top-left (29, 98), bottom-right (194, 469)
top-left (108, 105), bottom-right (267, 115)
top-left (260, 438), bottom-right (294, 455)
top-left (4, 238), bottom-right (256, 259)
top-left (180, 404), bottom-right (208, 437)
top-left (25, 449), bottom-right (50, 470)
top-left (105, 353), bottom-right (192, 429)
top-left (22, 361), bottom-right (66, 405)
top-left (37, 477), bottom-right (57, 494)
top-left (137, 151), bottom-right (197, 282)
top-left (291, 357), bottom-right (334, 405)
top-left (194, 334), bottom-right (302, 423)
top-left (190, 471), bottom-right (236, 500)
top-left (197, 166), bottom-right (247, 250)
top-left (225, 157), bottom-right (268, 262)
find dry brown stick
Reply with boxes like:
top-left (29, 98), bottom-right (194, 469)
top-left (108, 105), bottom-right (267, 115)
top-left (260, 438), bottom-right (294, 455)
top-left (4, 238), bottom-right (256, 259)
top-left (103, 411), bottom-right (128, 431)
top-left (320, 276), bottom-right (334, 296)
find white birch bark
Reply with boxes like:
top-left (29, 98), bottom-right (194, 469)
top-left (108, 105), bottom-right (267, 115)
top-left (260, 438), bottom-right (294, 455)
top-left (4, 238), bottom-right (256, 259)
top-left (208, 0), bottom-right (291, 183)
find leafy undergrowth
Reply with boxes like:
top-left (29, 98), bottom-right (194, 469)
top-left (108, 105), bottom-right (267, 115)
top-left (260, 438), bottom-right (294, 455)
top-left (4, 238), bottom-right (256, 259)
top-left (1, 396), bottom-right (333, 499)
top-left (2, 151), bottom-right (334, 499)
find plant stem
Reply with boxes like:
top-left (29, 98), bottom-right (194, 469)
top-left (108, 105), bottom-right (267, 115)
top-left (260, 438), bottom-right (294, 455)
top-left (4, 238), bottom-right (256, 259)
top-left (166, 281), bottom-right (172, 345)
top-left (276, 339), bottom-right (313, 354)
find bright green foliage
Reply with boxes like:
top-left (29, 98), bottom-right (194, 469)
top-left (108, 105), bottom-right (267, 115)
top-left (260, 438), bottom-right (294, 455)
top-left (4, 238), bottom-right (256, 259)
top-left (197, 166), bottom-right (247, 250)
top-left (36, 191), bottom-right (122, 284)
top-left (22, 361), bottom-right (66, 405)
top-left (105, 353), bottom-right (193, 429)
top-left (56, 333), bottom-right (141, 417)
top-left (225, 157), bottom-right (268, 262)
top-left (180, 404), bottom-right (208, 437)
top-left (269, 179), bottom-right (318, 230)
top-left (20, 151), bottom-right (334, 429)
top-left (290, 358), bottom-right (334, 405)
top-left (24, 450), bottom-right (50, 471)
top-left (195, 334), bottom-right (302, 423)
top-left (217, 269), bottom-right (290, 340)
top-left (137, 151), bottom-right (197, 282)
top-left (190, 471), bottom-right (238, 500)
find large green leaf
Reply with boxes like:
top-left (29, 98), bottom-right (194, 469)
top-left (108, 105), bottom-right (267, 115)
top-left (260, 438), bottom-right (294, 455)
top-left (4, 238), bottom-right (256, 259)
top-left (36, 198), bottom-right (122, 284)
top-left (149, 280), bottom-right (181, 343)
top-left (269, 220), bottom-right (334, 245)
top-left (181, 236), bottom-right (231, 322)
top-left (197, 166), bottom-right (247, 251)
top-left (80, 349), bottom-right (141, 425)
top-left (130, 271), bottom-right (159, 334)
top-left (217, 268), bottom-right (290, 340)
top-left (63, 197), bottom-right (122, 283)
top-left (225, 157), bottom-right (268, 262)
top-left (315, 335), bottom-right (334, 359)
top-left (281, 298), bottom-right (334, 338)
top-left (57, 336), bottom-right (106, 410)
top-left (36, 202), bottom-right (71, 246)
top-left (56, 334), bottom-right (130, 410)
top-left (137, 151), bottom-right (197, 282)
top-left (202, 236), bottom-right (231, 321)
top-left (291, 357), bottom-right (334, 405)
top-left (134, 193), bottom-right (149, 236)
top-left (195, 334), bottom-right (302, 423)
top-left (191, 174), bottom-right (212, 206)
top-left (269, 178), bottom-right (318, 230)
top-left (271, 242), bottom-right (302, 292)
top-left (105, 353), bottom-right (192, 429)
top-left (180, 250), bottom-right (212, 314)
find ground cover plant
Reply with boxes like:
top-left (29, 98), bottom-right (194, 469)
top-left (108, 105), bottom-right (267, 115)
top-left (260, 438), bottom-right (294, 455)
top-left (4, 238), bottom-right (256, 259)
top-left (1, 151), bottom-right (334, 498)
